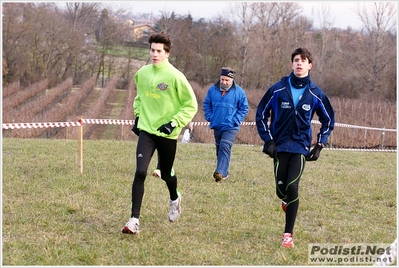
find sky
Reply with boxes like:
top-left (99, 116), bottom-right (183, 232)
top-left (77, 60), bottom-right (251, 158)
top-left (108, 1), bottom-right (384, 30)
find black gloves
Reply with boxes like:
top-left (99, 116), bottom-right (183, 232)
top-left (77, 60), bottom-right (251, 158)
top-left (263, 140), bottom-right (276, 158)
top-left (132, 117), bottom-right (140, 136)
top-left (306, 143), bottom-right (323, 161)
top-left (157, 121), bottom-right (175, 135)
top-left (133, 119), bottom-right (176, 135)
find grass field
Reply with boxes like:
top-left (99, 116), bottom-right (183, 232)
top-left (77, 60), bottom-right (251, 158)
top-left (2, 138), bottom-right (397, 266)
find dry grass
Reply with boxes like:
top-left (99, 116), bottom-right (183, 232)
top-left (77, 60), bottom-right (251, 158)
top-left (2, 138), bottom-right (396, 266)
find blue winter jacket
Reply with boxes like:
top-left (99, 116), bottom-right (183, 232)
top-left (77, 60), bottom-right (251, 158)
top-left (256, 75), bottom-right (335, 155)
top-left (203, 81), bottom-right (249, 131)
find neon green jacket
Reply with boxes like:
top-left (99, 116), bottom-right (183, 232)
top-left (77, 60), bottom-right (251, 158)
top-left (133, 59), bottom-right (198, 140)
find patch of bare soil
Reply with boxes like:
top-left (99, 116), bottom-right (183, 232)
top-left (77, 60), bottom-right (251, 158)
top-left (88, 89), bottom-right (123, 140)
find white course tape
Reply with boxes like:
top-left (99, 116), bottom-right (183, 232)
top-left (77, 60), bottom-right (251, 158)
top-left (2, 121), bottom-right (81, 129)
top-left (2, 119), bottom-right (396, 132)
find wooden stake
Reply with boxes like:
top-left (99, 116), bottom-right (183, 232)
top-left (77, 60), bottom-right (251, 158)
top-left (78, 117), bottom-right (83, 173)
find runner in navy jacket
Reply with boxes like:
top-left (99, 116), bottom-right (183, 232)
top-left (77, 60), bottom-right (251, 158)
top-left (255, 47), bottom-right (335, 248)
top-left (256, 76), bottom-right (335, 155)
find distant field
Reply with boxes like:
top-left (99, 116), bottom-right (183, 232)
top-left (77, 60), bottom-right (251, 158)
top-left (2, 138), bottom-right (397, 265)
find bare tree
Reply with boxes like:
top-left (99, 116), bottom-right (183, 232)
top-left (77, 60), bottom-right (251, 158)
top-left (232, 2), bottom-right (304, 89)
top-left (228, 2), bottom-right (258, 86)
top-left (197, 17), bottom-right (238, 85)
top-left (3, 3), bottom-right (92, 86)
top-left (3, 3), bottom-right (35, 85)
top-left (94, 8), bottom-right (131, 87)
top-left (312, 4), bottom-right (337, 85)
top-left (63, 2), bottom-right (101, 32)
top-left (2, 1), bottom-right (396, 104)
top-left (353, 2), bottom-right (397, 97)
top-left (157, 10), bottom-right (177, 34)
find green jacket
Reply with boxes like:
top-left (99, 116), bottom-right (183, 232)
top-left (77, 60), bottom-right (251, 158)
top-left (133, 59), bottom-right (198, 140)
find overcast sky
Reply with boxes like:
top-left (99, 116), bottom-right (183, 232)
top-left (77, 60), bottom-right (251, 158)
top-left (108, 1), bottom-right (379, 30)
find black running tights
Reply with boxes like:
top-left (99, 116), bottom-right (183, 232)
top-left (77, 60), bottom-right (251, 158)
top-left (130, 131), bottom-right (178, 218)
top-left (274, 152), bottom-right (306, 234)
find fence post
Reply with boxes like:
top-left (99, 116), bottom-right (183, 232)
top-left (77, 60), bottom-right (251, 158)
top-left (78, 117), bottom-right (83, 173)
top-left (66, 121), bottom-right (68, 140)
top-left (381, 128), bottom-right (385, 150)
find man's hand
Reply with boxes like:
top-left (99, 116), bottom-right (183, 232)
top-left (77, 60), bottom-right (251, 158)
top-left (262, 140), bottom-right (276, 158)
top-left (131, 117), bottom-right (140, 136)
top-left (157, 121), bottom-right (175, 135)
top-left (306, 143), bottom-right (323, 161)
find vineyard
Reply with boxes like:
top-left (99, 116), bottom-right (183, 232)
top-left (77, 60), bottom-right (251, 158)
top-left (2, 76), bottom-right (397, 149)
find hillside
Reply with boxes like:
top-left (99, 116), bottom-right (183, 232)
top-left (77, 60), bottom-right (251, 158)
top-left (2, 77), bottom-right (397, 149)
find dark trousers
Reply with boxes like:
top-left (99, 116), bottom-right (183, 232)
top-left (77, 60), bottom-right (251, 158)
top-left (130, 131), bottom-right (178, 218)
top-left (274, 152), bottom-right (306, 234)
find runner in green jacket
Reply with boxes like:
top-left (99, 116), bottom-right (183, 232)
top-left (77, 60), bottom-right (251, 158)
top-left (122, 32), bottom-right (198, 235)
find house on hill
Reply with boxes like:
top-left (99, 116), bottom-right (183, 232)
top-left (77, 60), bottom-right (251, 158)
top-left (124, 20), bottom-right (154, 43)
top-left (132, 23), bottom-right (153, 41)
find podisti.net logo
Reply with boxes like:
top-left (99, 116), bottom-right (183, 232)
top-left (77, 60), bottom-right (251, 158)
top-left (308, 243), bottom-right (393, 264)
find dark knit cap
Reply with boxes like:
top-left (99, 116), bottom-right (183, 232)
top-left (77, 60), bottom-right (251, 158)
top-left (221, 68), bottom-right (235, 78)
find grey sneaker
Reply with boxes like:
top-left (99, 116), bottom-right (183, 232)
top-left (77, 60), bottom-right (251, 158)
top-left (168, 192), bottom-right (181, 222)
top-left (122, 217), bottom-right (140, 234)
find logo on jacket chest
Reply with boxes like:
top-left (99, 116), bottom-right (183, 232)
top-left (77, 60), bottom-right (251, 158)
top-left (302, 104), bottom-right (311, 111)
top-left (280, 101), bottom-right (311, 111)
top-left (281, 102), bottom-right (291, 109)
top-left (157, 82), bottom-right (169, 91)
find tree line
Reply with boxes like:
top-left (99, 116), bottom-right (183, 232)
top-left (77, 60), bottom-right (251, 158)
top-left (2, 2), bottom-right (397, 102)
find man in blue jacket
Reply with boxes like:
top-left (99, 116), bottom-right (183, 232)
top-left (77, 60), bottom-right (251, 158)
top-left (256, 48), bottom-right (335, 248)
top-left (203, 67), bottom-right (249, 182)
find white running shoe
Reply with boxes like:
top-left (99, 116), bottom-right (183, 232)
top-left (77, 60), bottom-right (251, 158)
top-left (168, 192), bottom-right (181, 222)
top-left (122, 217), bottom-right (140, 234)
top-left (152, 168), bottom-right (175, 178)
top-left (152, 169), bottom-right (161, 178)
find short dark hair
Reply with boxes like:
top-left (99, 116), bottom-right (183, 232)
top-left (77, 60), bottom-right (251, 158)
top-left (291, 47), bottom-right (313, 63)
top-left (148, 32), bottom-right (172, 53)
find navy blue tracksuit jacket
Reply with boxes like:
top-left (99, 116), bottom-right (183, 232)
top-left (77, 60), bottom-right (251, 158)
top-left (256, 75), bottom-right (335, 155)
